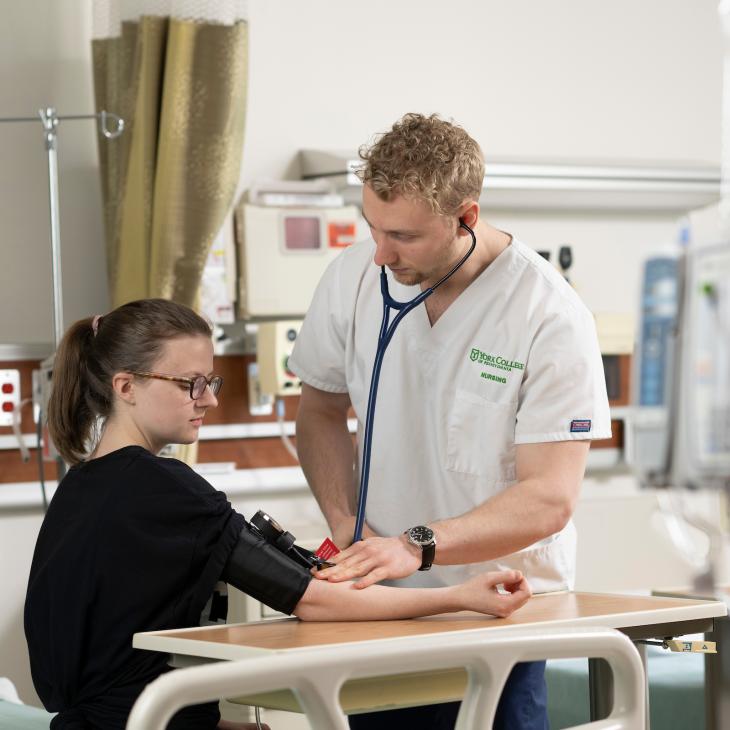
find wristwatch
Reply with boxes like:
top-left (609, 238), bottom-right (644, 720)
top-left (405, 525), bottom-right (436, 571)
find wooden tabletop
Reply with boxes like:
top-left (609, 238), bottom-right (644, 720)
top-left (653, 585), bottom-right (730, 602)
top-left (131, 591), bottom-right (727, 715)
top-left (134, 591), bottom-right (727, 661)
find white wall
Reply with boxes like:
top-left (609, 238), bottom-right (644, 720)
top-left (238, 0), bottom-right (724, 319)
top-left (0, 0), bottom-right (107, 345)
top-left (0, 0), bottom-right (724, 343)
top-left (241, 0), bottom-right (722, 187)
top-left (0, 511), bottom-right (45, 705)
top-left (487, 210), bottom-right (680, 315)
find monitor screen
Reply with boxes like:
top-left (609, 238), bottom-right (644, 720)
top-left (283, 216), bottom-right (321, 250)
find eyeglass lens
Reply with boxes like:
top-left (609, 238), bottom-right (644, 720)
top-left (191, 376), bottom-right (222, 399)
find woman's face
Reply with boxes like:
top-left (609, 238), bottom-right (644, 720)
top-left (131, 335), bottom-right (218, 454)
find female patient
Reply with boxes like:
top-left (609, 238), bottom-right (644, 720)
top-left (24, 298), bottom-right (531, 730)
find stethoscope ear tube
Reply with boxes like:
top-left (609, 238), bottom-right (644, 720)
top-left (352, 221), bottom-right (477, 543)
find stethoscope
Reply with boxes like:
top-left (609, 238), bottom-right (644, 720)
top-left (352, 220), bottom-right (477, 542)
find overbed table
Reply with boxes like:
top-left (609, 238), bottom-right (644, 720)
top-left (652, 586), bottom-right (730, 730)
top-left (134, 591), bottom-right (727, 723)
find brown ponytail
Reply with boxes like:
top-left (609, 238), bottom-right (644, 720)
top-left (47, 299), bottom-right (212, 465)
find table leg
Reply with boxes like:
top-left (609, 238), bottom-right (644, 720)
top-left (705, 614), bottom-right (730, 730)
top-left (635, 641), bottom-right (650, 728)
top-left (588, 658), bottom-right (613, 720)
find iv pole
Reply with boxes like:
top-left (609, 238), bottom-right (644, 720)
top-left (0, 108), bottom-right (124, 348)
top-left (0, 107), bottom-right (124, 494)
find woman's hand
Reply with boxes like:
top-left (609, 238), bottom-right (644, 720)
top-left (455, 569), bottom-right (532, 618)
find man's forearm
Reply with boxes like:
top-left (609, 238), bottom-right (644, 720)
top-left (296, 407), bottom-right (357, 529)
top-left (432, 440), bottom-right (587, 565)
top-left (432, 478), bottom-right (573, 565)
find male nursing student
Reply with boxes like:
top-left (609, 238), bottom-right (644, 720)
top-left (288, 113), bottom-right (611, 730)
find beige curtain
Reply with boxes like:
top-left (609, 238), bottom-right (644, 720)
top-left (92, 13), bottom-right (247, 308)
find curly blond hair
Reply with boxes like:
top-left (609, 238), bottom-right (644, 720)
top-left (356, 113), bottom-right (485, 217)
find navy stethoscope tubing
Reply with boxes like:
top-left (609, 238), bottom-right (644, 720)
top-left (352, 220), bottom-right (477, 543)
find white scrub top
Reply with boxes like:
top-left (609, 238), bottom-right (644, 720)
top-left (289, 237), bottom-right (611, 593)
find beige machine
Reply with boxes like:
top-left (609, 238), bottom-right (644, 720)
top-left (235, 200), bottom-right (359, 318)
top-left (256, 320), bottom-right (303, 397)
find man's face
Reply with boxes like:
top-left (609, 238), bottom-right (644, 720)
top-left (362, 185), bottom-right (461, 287)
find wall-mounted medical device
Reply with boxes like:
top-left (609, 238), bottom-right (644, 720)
top-left (630, 256), bottom-right (680, 485)
top-left (631, 222), bottom-right (730, 490)
top-left (672, 242), bottom-right (730, 489)
top-left (234, 193), bottom-right (359, 318)
top-left (257, 320), bottom-right (303, 397)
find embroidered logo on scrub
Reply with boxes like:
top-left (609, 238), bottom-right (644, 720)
top-left (469, 347), bottom-right (524, 385)
top-left (570, 419), bottom-right (592, 433)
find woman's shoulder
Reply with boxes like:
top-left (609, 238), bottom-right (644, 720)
top-left (80, 445), bottom-right (221, 505)
top-left (134, 449), bottom-right (220, 497)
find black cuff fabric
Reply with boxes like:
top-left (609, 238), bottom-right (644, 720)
top-left (221, 523), bottom-right (312, 615)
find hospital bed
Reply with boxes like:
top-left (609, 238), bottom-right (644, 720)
top-left (128, 624), bottom-right (645, 730)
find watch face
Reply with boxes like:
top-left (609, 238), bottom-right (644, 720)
top-left (408, 525), bottom-right (434, 546)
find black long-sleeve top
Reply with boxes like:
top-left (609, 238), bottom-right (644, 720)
top-left (24, 445), bottom-right (310, 729)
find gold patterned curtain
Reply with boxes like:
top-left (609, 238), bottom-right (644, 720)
top-left (91, 3), bottom-right (247, 308)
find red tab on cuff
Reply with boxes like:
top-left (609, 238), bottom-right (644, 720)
top-left (315, 537), bottom-right (341, 560)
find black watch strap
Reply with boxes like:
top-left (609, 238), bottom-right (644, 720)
top-left (405, 527), bottom-right (436, 571)
top-left (419, 541), bottom-right (435, 571)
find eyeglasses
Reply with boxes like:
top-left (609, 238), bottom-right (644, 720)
top-left (128, 371), bottom-right (223, 400)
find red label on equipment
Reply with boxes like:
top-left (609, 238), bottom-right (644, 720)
top-left (315, 537), bottom-right (340, 560)
top-left (328, 222), bottom-right (356, 248)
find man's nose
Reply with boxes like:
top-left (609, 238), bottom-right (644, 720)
top-left (373, 235), bottom-right (397, 267)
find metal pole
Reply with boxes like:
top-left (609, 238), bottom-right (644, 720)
top-left (0, 109), bottom-right (123, 350)
top-left (39, 107), bottom-right (64, 350)
top-left (719, 1), bottom-right (730, 238)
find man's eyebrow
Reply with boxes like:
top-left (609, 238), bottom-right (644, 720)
top-left (361, 210), bottom-right (419, 236)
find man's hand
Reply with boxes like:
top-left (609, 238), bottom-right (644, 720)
top-left (331, 516), bottom-right (378, 550)
top-left (313, 534), bottom-right (422, 588)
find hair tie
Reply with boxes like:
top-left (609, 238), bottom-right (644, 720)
top-left (91, 315), bottom-right (103, 336)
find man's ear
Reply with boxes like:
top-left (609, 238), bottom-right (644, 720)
top-left (458, 200), bottom-right (480, 232)
top-left (111, 372), bottom-right (136, 405)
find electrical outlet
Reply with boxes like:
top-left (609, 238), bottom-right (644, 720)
top-left (247, 362), bottom-right (273, 416)
top-left (0, 369), bottom-right (21, 427)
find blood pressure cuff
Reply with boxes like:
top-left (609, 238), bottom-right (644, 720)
top-left (221, 522), bottom-right (312, 615)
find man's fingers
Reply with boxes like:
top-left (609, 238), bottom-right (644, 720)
top-left (318, 550), bottom-right (368, 574)
top-left (329, 541), bottom-right (367, 564)
top-left (317, 556), bottom-right (374, 582)
top-left (354, 566), bottom-right (389, 589)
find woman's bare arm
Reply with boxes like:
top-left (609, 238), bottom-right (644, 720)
top-left (293, 569), bottom-right (531, 622)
